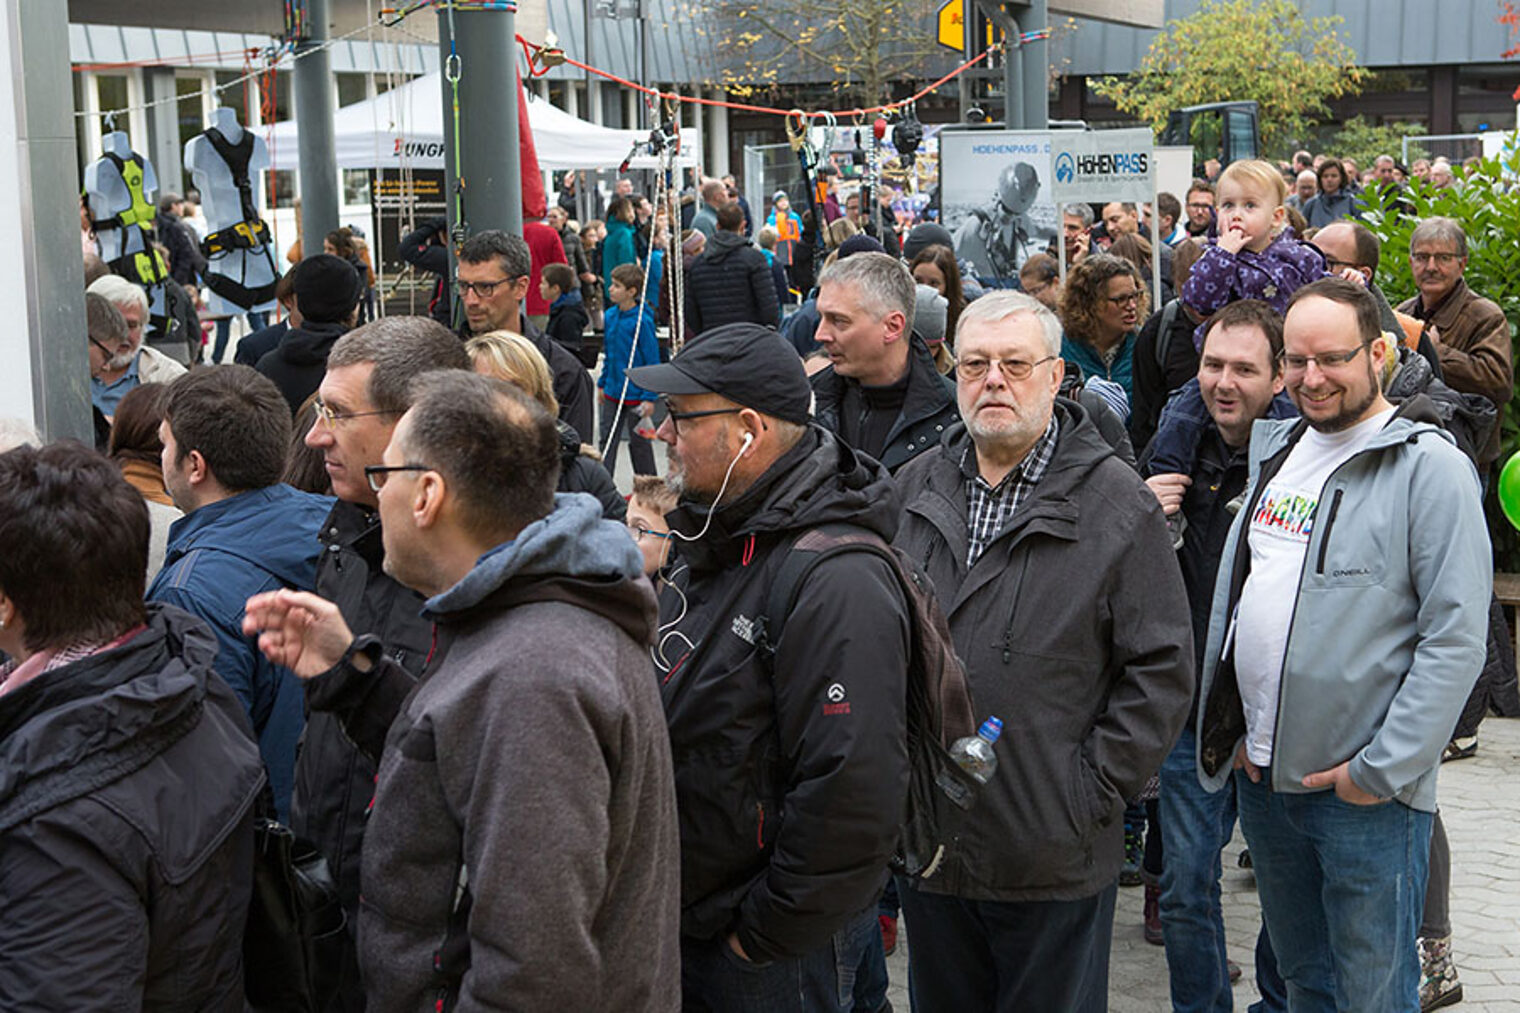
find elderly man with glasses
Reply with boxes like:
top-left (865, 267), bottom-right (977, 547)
top-left (85, 279), bottom-right (185, 420)
top-left (1395, 216), bottom-right (1513, 470)
top-left (892, 290), bottom-right (1193, 1012)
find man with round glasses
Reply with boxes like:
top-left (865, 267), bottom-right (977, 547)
top-left (893, 290), bottom-right (1192, 1011)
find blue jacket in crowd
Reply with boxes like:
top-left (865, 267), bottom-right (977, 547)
top-left (600, 298), bottom-right (661, 404)
top-left (147, 483), bottom-right (335, 821)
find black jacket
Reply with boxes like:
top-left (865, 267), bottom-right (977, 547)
top-left (235, 320), bottom-right (287, 367)
top-left (156, 211), bottom-right (206, 286)
top-left (256, 318), bottom-right (351, 415)
top-left (398, 216), bottom-right (452, 327)
top-left (811, 335), bottom-right (958, 472)
top-left (0, 606), bottom-right (264, 1010)
top-left (685, 231), bottom-right (780, 334)
top-left (893, 401), bottom-right (1194, 902)
top-left (291, 498), bottom-right (433, 1011)
top-left (557, 419), bottom-right (626, 520)
top-left (547, 293), bottom-right (594, 369)
top-left (656, 429), bottom-right (910, 961)
top-left (1130, 300), bottom-right (1202, 454)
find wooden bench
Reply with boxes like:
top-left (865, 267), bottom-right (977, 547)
top-left (1493, 572), bottom-right (1520, 663)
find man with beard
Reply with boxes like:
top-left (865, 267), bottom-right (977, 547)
top-left (1195, 278), bottom-right (1490, 1011)
top-left (892, 291), bottom-right (1194, 1011)
top-left (628, 323), bottom-right (910, 1012)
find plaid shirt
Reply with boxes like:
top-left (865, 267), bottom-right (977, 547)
top-left (963, 416), bottom-right (1060, 566)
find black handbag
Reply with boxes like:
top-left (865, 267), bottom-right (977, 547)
top-left (244, 817), bottom-right (348, 1013)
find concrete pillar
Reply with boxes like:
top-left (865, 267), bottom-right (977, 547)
top-left (1022, 0), bottom-right (1048, 128)
top-left (293, 0), bottom-right (339, 257)
top-left (438, 2), bottom-right (521, 237)
top-left (143, 67), bottom-right (183, 196)
top-left (0, 0), bottom-right (90, 441)
top-left (709, 88), bottom-right (730, 178)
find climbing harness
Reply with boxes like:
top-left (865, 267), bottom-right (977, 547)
top-left (198, 126), bottom-right (281, 308)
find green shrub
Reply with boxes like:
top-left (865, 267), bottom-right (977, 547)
top-left (1358, 144), bottom-right (1520, 569)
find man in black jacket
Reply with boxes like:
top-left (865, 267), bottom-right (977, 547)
top-left (627, 324), bottom-right (910, 1012)
top-left (810, 252), bottom-right (957, 472)
top-left (291, 316), bottom-right (470, 1012)
top-left (893, 291), bottom-right (1194, 1012)
top-left (256, 253), bottom-right (364, 414)
top-left (685, 202), bottom-right (779, 334)
top-left (397, 214), bottom-right (452, 327)
top-left (458, 229), bottom-right (595, 442)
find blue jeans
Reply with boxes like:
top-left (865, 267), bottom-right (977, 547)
top-left (898, 880), bottom-right (1116, 1013)
top-left (680, 906), bottom-right (881, 1013)
top-left (212, 310), bottom-right (269, 364)
top-left (1159, 726), bottom-right (1285, 1013)
top-left (1235, 770), bottom-right (1432, 1013)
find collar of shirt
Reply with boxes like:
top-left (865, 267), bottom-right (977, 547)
top-left (961, 415), bottom-right (1060, 566)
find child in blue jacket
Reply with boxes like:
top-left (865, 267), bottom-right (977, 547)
top-left (598, 261), bottom-right (661, 478)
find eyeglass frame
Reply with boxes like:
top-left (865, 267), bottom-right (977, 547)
top-left (364, 463), bottom-right (432, 493)
top-left (629, 522), bottom-right (674, 542)
top-left (658, 396), bottom-right (742, 434)
top-left (1409, 251), bottom-right (1463, 267)
top-left (1105, 290), bottom-right (1142, 308)
top-left (1277, 343), bottom-right (1369, 374)
top-left (956, 354), bottom-right (1056, 382)
top-left (313, 397), bottom-right (400, 427)
top-left (454, 275), bottom-right (525, 299)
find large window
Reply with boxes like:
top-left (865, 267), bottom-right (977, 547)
top-left (337, 72), bottom-right (370, 107)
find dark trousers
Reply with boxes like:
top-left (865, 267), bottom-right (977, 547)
top-left (599, 397), bottom-right (656, 478)
top-left (898, 880), bottom-right (1117, 1013)
top-left (680, 906), bottom-right (879, 1013)
top-left (212, 310), bottom-right (269, 364)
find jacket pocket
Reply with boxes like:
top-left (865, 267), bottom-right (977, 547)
top-left (1314, 488), bottom-right (1344, 575)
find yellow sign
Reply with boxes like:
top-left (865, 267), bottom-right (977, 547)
top-left (938, 0), bottom-right (964, 51)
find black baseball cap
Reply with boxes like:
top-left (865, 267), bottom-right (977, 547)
top-left (627, 323), bottom-right (811, 425)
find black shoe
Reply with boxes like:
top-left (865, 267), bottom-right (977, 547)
top-left (1441, 736), bottom-right (1478, 763)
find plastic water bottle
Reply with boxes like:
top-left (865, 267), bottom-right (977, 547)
top-left (949, 716), bottom-right (1003, 784)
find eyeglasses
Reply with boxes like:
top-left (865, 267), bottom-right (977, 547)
top-left (1278, 344), bottom-right (1367, 373)
top-left (629, 523), bottom-right (673, 542)
top-left (364, 463), bottom-right (431, 493)
top-left (1410, 252), bottom-right (1462, 266)
top-left (455, 276), bottom-right (519, 299)
top-left (1106, 291), bottom-right (1142, 307)
top-left (660, 397), bottom-right (742, 434)
top-left (1186, 202), bottom-right (1213, 211)
top-left (1322, 257), bottom-right (1358, 273)
top-left (313, 398), bottom-right (399, 428)
top-left (956, 355), bottom-right (1055, 382)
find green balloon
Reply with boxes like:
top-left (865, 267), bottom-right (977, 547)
top-left (1499, 451), bottom-right (1520, 530)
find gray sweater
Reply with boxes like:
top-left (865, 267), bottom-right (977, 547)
top-left (354, 493), bottom-right (681, 1011)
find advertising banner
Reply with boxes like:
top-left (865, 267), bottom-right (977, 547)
top-left (938, 129), bottom-right (1057, 286)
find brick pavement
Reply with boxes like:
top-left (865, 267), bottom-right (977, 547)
top-left (883, 716), bottom-right (1520, 1011)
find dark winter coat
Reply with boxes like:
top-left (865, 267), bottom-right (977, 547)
top-left (1129, 299), bottom-right (1202, 453)
top-left (148, 483), bottom-right (335, 822)
top-left (314, 495), bottom-right (681, 1011)
top-left (546, 289), bottom-right (592, 366)
top-left (291, 497), bottom-right (433, 1012)
top-left (0, 606), bottom-right (264, 1010)
top-left (234, 320), bottom-right (287, 368)
top-left (893, 401), bottom-right (1194, 902)
top-left (557, 419), bottom-right (626, 521)
top-left (255, 317), bottom-right (351, 415)
top-left (398, 216), bottom-right (452, 327)
top-left (656, 428), bottom-right (910, 962)
top-left (811, 334), bottom-right (958, 472)
top-left (685, 231), bottom-right (780, 334)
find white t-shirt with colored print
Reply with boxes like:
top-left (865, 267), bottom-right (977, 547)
top-left (1233, 407), bottom-right (1395, 766)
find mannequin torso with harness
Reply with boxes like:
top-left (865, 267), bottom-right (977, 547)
top-left (185, 108), bottom-right (279, 314)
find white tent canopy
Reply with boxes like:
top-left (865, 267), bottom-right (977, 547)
top-left (265, 71), bottom-right (694, 172)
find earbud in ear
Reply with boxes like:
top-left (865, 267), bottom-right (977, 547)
top-left (741, 432), bottom-right (755, 450)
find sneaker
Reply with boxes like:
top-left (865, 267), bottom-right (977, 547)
top-left (1227, 959), bottom-right (1242, 984)
top-left (1143, 884), bottom-right (1163, 945)
top-left (879, 914), bottom-right (898, 957)
top-left (1419, 935), bottom-right (1463, 1011)
top-left (1120, 828), bottom-right (1144, 886)
top-left (1441, 736), bottom-right (1478, 763)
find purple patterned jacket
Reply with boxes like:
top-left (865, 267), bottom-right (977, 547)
top-left (1181, 230), bottom-right (1326, 349)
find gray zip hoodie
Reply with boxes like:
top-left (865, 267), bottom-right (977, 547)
top-left (1195, 398), bottom-right (1491, 811)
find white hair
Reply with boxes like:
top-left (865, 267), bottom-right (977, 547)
top-left (0, 416), bottom-right (40, 453)
top-left (87, 274), bottom-right (149, 317)
top-left (955, 290), bottom-right (1062, 357)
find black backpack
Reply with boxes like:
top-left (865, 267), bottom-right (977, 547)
top-left (755, 522), bottom-right (984, 881)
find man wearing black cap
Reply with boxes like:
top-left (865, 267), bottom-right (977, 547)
top-left (256, 253), bottom-right (365, 414)
top-left (629, 322), bottom-right (910, 1012)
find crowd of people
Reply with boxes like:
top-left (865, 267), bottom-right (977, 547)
top-left (0, 146), bottom-right (1512, 1013)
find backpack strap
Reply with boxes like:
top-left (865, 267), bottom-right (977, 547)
top-left (755, 523), bottom-right (894, 662)
top-left (1155, 298), bottom-right (1181, 373)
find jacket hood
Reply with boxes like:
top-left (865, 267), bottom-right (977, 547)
top-left (552, 289), bottom-right (585, 310)
top-left (1248, 394), bottom-right (1452, 472)
top-left (424, 493), bottom-right (655, 644)
top-left (705, 231), bottom-right (751, 262)
top-left (666, 427), bottom-right (902, 572)
top-left (275, 318), bottom-right (349, 366)
top-left (0, 605), bottom-right (231, 831)
top-left (164, 484), bottom-right (335, 588)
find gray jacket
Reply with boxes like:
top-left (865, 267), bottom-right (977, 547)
top-left (1196, 398), bottom-right (1491, 811)
top-left (354, 493), bottom-right (681, 1011)
top-left (893, 400), bottom-right (1194, 902)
